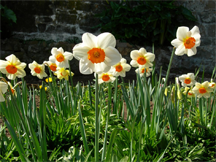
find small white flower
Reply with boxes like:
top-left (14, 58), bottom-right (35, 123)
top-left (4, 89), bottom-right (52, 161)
top-left (109, 58), bottom-right (131, 77)
top-left (192, 81), bottom-right (213, 98)
top-left (29, 61), bottom-right (48, 79)
top-left (96, 72), bottom-right (116, 84)
top-left (130, 47), bottom-right (155, 68)
top-left (0, 81), bottom-right (8, 102)
top-left (49, 47), bottom-right (73, 68)
top-left (183, 87), bottom-right (195, 98)
top-left (171, 26), bottom-right (201, 57)
top-left (135, 66), bottom-right (152, 77)
top-left (54, 67), bottom-right (74, 81)
top-left (0, 54), bottom-right (26, 80)
top-left (43, 60), bottom-right (58, 72)
top-left (179, 73), bottom-right (196, 87)
top-left (209, 82), bottom-right (216, 89)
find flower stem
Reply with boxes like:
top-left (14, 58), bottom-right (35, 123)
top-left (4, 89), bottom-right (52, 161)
top-left (95, 73), bottom-right (99, 162)
top-left (164, 48), bottom-right (175, 87)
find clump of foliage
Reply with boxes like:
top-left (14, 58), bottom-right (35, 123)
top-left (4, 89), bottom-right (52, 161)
top-left (0, 4), bottom-right (17, 39)
top-left (94, 0), bottom-right (197, 46)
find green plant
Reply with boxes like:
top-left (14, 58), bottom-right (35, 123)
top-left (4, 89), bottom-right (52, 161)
top-left (94, 0), bottom-right (196, 46)
top-left (0, 3), bottom-right (17, 38)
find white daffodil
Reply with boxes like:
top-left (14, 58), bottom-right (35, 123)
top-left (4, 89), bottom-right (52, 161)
top-left (73, 32), bottom-right (122, 74)
top-left (96, 72), bottom-right (116, 84)
top-left (192, 81), bottom-right (213, 98)
top-left (183, 87), bottom-right (195, 98)
top-left (0, 81), bottom-right (8, 102)
top-left (135, 66), bottom-right (152, 77)
top-left (29, 61), bottom-right (48, 79)
top-left (54, 67), bottom-right (74, 81)
top-left (179, 73), bottom-right (196, 87)
top-left (209, 81), bottom-right (216, 89)
top-left (171, 26), bottom-right (201, 57)
top-left (49, 47), bottom-right (73, 68)
top-left (43, 60), bottom-right (58, 72)
top-left (130, 47), bottom-right (155, 68)
top-left (109, 58), bottom-right (131, 77)
top-left (0, 54), bottom-right (26, 80)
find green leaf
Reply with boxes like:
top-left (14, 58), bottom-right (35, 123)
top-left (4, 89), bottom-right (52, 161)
top-left (180, 6), bottom-right (197, 21)
top-left (4, 7), bottom-right (17, 23)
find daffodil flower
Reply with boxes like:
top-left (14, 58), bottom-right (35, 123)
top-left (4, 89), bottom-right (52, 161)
top-left (0, 81), bottom-right (8, 102)
top-left (96, 72), bottom-right (116, 84)
top-left (0, 54), bottom-right (26, 80)
top-left (39, 85), bottom-right (48, 91)
top-left (54, 67), bottom-right (74, 81)
top-left (135, 66), bottom-right (152, 77)
top-left (109, 58), bottom-right (131, 77)
top-left (183, 87), bottom-right (195, 98)
top-left (179, 73), bottom-right (196, 87)
top-left (209, 81), bottom-right (216, 89)
top-left (49, 47), bottom-right (73, 68)
top-left (29, 61), bottom-right (48, 79)
top-left (45, 77), bottom-right (52, 83)
top-left (171, 26), bottom-right (201, 57)
top-left (192, 81), bottom-right (213, 98)
top-left (130, 48), bottom-right (155, 68)
top-left (73, 32), bottom-right (122, 74)
top-left (43, 61), bottom-right (58, 72)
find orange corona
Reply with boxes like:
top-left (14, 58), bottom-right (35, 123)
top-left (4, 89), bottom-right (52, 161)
top-left (184, 78), bottom-right (191, 84)
top-left (88, 48), bottom-right (105, 64)
top-left (56, 53), bottom-right (65, 62)
top-left (50, 63), bottom-right (57, 71)
top-left (102, 74), bottom-right (110, 82)
top-left (6, 64), bottom-right (17, 74)
top-left (115, 64), bottom-right (123, 72)
top-left (137, 56), bottom-right (146, 65)
top-left (34, 67), bottom-right (41, 74)
top-left (199, 87), bottom-right (207, 94)
top-left (184, 37), bottom-right (195, 49)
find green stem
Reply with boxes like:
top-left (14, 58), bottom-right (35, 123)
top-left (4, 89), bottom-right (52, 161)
top-left (164, 48), bottom-right (175, 87)
top-left (95, 73), bottom-right (99, 162)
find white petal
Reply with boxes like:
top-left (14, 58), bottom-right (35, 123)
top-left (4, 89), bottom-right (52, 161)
top-left (97, 33), bottom-right (116, 49)
top-left (130, 50), bottom-right (140, 60)
top-left (187, 48), bottom-right (196, 57)
top-left (82, 33), bottom-right (97, 48)
top-left (122, 64), bottom-right (131, 72)
top-left (145, 53), bottom-right (155, 62)
top-left (0, 82), bottom-right (8, 94)
top-left (73, 43), bottom-right (90, 60)
top-left (171, 39), bottom-right (183, 47)
top-left (16, 69), bottom-right (26, 78)
top-left (0, 92), bottom-right (5, 102)
top-left (139, 48), bottom-right (147, 54)
top-left (130, 60), bottom-right (139, 67)
top-left (190, 26), bottom-right (200, 35)
top-left (175, 43), bottom-right (185, 55)
top-left (7, 73), bottom-right (16, 80)
top-left (58, 47), bottom-right (64, 53)
top-left (51, 47), bottom-right (58, 55)
top-left (104, 47), bottom-right (122, 66)
top-left (79, 57), bottom-right (94, 74)
top-left (177, 27), bottom-right (189, 41)
top-left (49, 55), bottom-right (56, 63)
top-left (120, 58), bottom-right (127, 63)
top-left (64, 52), bottom-right (73, 60)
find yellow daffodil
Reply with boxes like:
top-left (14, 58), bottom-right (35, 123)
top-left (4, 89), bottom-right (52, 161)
top-left (0, 81), bottom-right (8, 102)
top-left (29, 61), bottom-right (48, 79)
top-left (135, 66), bottom-right (152, 77)
top-left (43, 61), bottom-right (58, 72)
top-left (54, 67), bottom-right (74, 81)
top-left (96, 72), bottom-right (116, 84)
top-left (171, 26), bottom-right (201, 57)
top-left (183, 87), bottom-right (195, 98)
top-left (0, 54), bottom-right (26, 80)
top-left (109, 58), bottom-right (131, 77)
top-left (49, 47), bottom-right (73, 68)
top-left (130, 47), bottom-right (155, 68)
top-left (179, 73), bottom-right (196, 87)
top-left (73, 32), bottom-right (122, 74)
top-left (192, 81), bottom-right (213, 98)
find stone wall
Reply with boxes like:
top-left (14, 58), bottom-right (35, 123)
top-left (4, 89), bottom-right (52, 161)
top-left (0, 0), bottom-right (215, 82)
